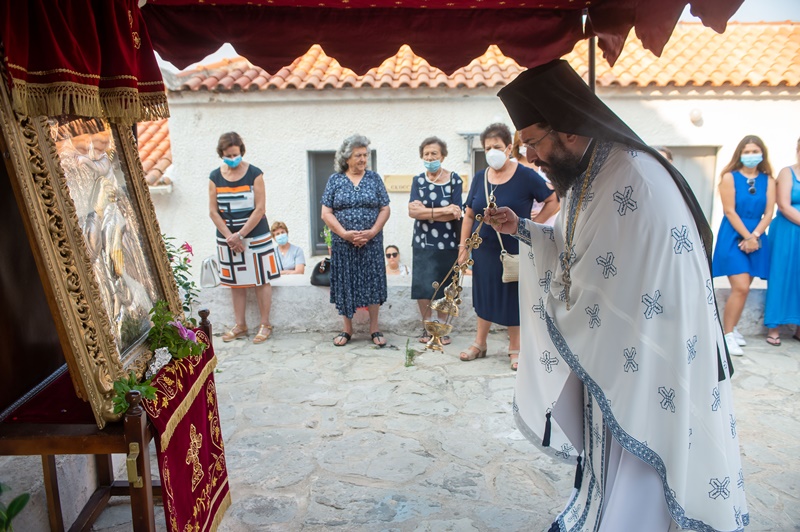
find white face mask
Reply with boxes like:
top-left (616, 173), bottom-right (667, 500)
top-left (485, 148), bottom-right (507, 170)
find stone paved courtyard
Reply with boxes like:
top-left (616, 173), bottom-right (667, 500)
top-left (92, 328), bottom-right (800, 531)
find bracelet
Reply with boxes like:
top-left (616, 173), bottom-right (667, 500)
top-left (458, 244), bottom-right (466, 248)
top-left (431, 207), bottom-right (435, 219)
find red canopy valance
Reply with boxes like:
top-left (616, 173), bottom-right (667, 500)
top-left (142, 0), bottom-right (743, 74)
top-left (0, 0), bottom-right (168, 123)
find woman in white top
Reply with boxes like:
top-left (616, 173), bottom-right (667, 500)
top-left (385, 245), bottom-right (410, 276)
top-left (271, 221), bottom-right (306, 275)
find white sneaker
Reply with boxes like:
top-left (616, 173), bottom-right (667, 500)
top-left (725, 333), bottom-right (744, 356)
top-left (732, 328), bottom-right (747, 346)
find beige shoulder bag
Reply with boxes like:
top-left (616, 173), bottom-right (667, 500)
top-left (484, 171), bottom-right (519, 283)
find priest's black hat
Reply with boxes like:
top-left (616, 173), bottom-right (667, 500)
top-left (497, 59), bottom-right (643, 148)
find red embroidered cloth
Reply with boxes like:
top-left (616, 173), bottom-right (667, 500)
top-left (0, 0), bottom-right (168, 122)
top-left (142, 0), bottom-right (743, 73)
top-left (143, 331), bottom-right (230, 532)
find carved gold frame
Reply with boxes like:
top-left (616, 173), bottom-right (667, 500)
top-left (0, 77), bottom-right (181, 428)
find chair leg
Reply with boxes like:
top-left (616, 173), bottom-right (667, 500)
top-left (42, 455), bottom-right (65, 532)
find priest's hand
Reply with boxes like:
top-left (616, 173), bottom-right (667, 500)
top-left (484, 206), bottom-right (519, 234)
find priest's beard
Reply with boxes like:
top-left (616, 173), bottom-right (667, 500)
top-left (536, 137), bottom-right (584, 198)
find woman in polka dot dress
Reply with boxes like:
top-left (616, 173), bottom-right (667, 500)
top-left (408, 136), bottom-right (463, 345)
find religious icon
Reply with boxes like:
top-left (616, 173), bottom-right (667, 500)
top-left (50, 118), bottom-right (160, 355)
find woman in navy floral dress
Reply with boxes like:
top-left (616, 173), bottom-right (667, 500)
top-left (321, 135), bottom-right (391, 346)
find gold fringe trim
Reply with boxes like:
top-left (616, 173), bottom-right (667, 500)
top-left (208, 485), bottom-right (232, 532)
top-left (10, 79), bottom-right (169, 123)
top-left (158, 355), bottom-right (218, 450)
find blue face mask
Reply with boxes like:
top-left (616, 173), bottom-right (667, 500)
top-left (740, 153), bottom-right (762, 168)
top-left (223, 155), bottom-right (242, 168)
top-left (275, 234), bottom-right (289, 245)
top-left (423, 160), bottom-right (441, 173)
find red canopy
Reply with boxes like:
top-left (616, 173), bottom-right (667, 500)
top-left (142, 0), bottom-right (744, 74)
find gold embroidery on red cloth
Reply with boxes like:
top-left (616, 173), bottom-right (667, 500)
top-left (186, 424), bottom-right (204, 491)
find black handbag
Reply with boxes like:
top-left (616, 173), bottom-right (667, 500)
top-left (310, 257), bottom-right (331, 286)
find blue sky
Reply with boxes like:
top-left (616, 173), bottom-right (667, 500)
top-left (682, 0), bottom-right (800, 22)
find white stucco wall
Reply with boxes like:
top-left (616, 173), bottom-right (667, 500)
top-left (150, 85), bottom-right (799, 321)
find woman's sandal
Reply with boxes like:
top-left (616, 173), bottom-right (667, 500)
top-left (459, 342), bottom-right (487, 362)
top-left (418, 328), bottom-right (431, 343)
top-left (766, 335), bottom-right (781, 346)
top-left (253, 324), bottom-right (273, 344)
top-left (371, 331), bottom-right (386, 348)
top-left (333, 332), bottom-right (352, 347)
top-left (441, 336), bottom-right (451, 346)
top-left (222, 324), bottom-right (248, 342)
top-left (509, 349), bottom-right (520, 371)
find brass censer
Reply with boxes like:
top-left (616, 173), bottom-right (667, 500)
top-left (423, 198), bottom-right (494, 351)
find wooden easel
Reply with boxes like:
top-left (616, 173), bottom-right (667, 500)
top-left (0, 312), bottom-right (212, 531)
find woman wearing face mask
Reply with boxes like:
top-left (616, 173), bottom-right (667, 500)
top-left (209, 131), bottom-right (279, 344)
top-left (712, 135), bottom-right (775, 354)
top-left (408, 136), bottom-right (463, 344)
top-left (459, 123), bottom-right (558, 370)
top-left (271, 221), bottom-right (306, 275)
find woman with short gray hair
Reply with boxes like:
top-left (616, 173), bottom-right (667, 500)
top-left (321, 134), bottom-right (391, 347)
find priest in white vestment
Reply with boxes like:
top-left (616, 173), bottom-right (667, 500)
top-left (486, 60), bottom-right (748, 532)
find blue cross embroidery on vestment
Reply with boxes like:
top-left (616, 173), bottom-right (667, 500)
top-left (542, 225), bottom-right (555, 241)
top-left (737, 469), bottom-right (744, 489)
top-left (642, 290), bottom-right (663, 319)
top-left (688, 428), bottom-right (693, 449)
top-left (730, 414), bottom-right (737, 438)
top-left (558, 287), bottom-right (566, 302)
top-left (539, 270), bottom-right (552, 293)
top-left (712, 387), bottom-right (721, 411)
top-left (671, 225), bottom-right (694, 254)
top-left (540, 350), bottom-right (558, 373)
top-left (515, 218), bottom-right (532, 247)
top-left (612, 185), bottom-right (638, 215)
top-left (569, 504), bottom-right (582, 521)
top-left (735, 507), bottom-right (742, 528)
top-left (586, 304), bottom-right (601, 328)
top-left (555, 443), bottom-right (574, 459)
top-left (532, 298), bottom-right (546, 320)
top-left (658, 386), bottom-right (676, 412)
top-left (687, 336), bottom-right (698, 364)
top-left (708, 477), bottom-right (731, 500)
top-left (623, 347), bottom-right (638, 372)
top-left (595, 252), bottom-right (617, 278)
top-left (706, 279), bottom-right (714, 304)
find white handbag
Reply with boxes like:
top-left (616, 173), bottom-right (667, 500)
top-left (200, 255), bottom-right (221, 288)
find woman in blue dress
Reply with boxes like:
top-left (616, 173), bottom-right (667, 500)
top-left (458, 123), bottom-right (559, 370)
top-left (408, 136), bottom-right (463, 345)
top-left (321, 135), bottom-right (391, 347)
top-left (765, 137), bottom-right (800, 345)
top-left (712, 135), bottom-right (775, 353)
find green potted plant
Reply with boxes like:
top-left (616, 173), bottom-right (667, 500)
top-left (0, 483), bottom-right (29, 531)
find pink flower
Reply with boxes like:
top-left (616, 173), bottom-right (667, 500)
top-left (181, 242), bottom-right (193, 255)
top-left (169, 320), bottom-right (198, 343)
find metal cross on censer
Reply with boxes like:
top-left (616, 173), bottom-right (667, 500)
top-left (423, 196), bottom-right (494, 351)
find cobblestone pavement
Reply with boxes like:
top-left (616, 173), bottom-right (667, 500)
top-left (93, 329), bottom-right (800, 531)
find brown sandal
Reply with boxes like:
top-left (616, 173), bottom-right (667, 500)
top-left (253, 324), bottom-right (273, 344)
top-left (222, 324), bottom-right (248, 342)
top-left (509, 349), bottom-right (520, 371)
top-left (459, 342), bottom-right (487, 361)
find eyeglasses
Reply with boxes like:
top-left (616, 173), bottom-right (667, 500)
top-left (522, 129), bottom-right (554, 153)
top-left (386, 252), bottom-right (398, 258)
top-left (747, 177), bottom-right (756, 195)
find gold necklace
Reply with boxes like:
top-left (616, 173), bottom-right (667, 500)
top-left (562, 143), bottom-right (599, 310)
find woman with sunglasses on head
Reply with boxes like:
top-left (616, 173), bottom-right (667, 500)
top-left (385, 245), bottom-right (410, 276)
top-left (712, 135), bottom-right (776, 354)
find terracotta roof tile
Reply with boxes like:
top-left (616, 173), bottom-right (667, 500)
top-left (136, 119), bottom-right (172, 186)
top-left (564, 22), bottom-right (800, 87)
